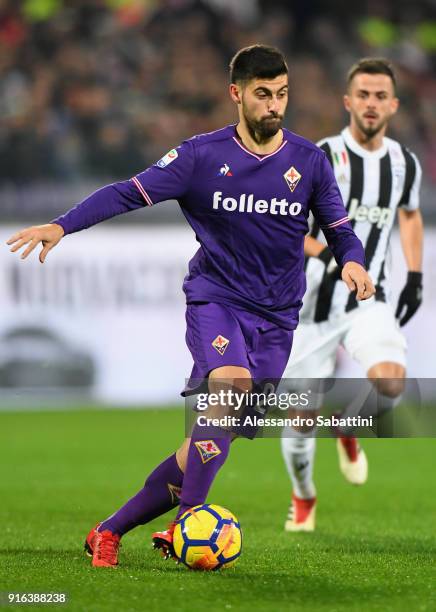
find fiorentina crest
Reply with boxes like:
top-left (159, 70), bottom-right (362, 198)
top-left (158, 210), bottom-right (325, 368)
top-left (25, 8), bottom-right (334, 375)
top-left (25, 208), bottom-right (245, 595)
top-left (284, 166), bottom-right (302, 192)
top-left (212, 335), bottom-right (230, 355)
top-left (195, 440), bottom-right (222, 463)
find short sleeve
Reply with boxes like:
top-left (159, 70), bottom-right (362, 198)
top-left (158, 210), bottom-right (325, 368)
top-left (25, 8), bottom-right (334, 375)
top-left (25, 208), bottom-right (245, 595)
top-left (399, 150), bottom-right (421, 212)
top-left (131, 139), bottom-right (196, 206)
top-left (310, 152), bottom-right (349, 229)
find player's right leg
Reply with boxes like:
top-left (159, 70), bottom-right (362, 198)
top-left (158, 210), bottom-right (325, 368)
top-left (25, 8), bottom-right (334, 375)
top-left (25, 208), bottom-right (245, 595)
top-left (87, 374), bottom-right (250, 567)
top-left (86, 444), bottom-right (187, 567)
top-left (280, 321), bottom-right (339, 532)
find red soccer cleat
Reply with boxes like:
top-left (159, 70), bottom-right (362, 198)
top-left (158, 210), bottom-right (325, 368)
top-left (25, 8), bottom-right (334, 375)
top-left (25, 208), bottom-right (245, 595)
top-left (337, 437), bottom-right (368, 485)
top-left (339, 436), bottom-right (359, 461)
top-left (84, 523), bottom-right (100, 557)
top-left (84, 524), bottom-right (120, 567)
top-left (284, 494), bottom-right (316, 532)
top-left (152, 521), bottom-right (177, 560)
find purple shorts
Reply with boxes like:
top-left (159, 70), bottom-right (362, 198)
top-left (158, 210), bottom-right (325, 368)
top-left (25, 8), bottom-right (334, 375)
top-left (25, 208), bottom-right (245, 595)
top-left (184, 302), bottom-right (293, 395)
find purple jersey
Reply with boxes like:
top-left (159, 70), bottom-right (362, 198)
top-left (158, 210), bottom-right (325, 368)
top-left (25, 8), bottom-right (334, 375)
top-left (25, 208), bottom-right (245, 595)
top-left (53, 124), bottom-right (365, 330)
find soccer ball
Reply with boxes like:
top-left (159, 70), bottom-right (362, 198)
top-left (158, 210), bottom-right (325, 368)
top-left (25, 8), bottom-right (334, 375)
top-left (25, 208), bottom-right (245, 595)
top-left (173, 504), bottom-right (242, 570)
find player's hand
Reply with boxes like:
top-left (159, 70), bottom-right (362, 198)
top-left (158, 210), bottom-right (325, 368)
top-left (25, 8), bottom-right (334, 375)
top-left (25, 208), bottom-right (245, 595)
top-left (395, 271), bottom-right (423, 326)
top-left (6, 223), bottom-right (64, 263)
top-left (341, 262), bottom-right (375, 301)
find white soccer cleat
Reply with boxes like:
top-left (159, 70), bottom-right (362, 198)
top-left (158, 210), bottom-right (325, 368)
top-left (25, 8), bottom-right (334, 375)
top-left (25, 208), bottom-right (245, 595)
top-left (336, 437), bottom-right (368, 485)
top-left (284, 495), bottom-right (316, 532)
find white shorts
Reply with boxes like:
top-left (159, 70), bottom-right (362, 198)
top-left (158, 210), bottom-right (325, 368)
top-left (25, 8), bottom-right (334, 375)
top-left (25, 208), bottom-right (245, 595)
top-left (284, 302), bottom-right (407, 379)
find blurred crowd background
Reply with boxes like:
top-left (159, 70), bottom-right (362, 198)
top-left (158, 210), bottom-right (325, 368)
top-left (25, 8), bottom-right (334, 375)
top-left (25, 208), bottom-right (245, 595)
top-left (0, 0), bottom-right (435, 402)
top-left (0, 0), bottom-right (435, 219)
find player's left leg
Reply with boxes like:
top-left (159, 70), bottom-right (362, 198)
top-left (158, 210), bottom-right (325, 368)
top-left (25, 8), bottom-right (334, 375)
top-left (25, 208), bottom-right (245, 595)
top-left (151, 302), bottom-right (268, 560)
top-left (177, 303), bottom-right (294, 523)
top-left (175, 365), bottom-right (251, 519)
top-left (152, 310), bottom-right (294, 558)
top-left (152, 365), bottom-right (251, 559)
top-left (338, 302), bottom-right (407, 483)
top-left (335, 360), bottom-right (405, 485)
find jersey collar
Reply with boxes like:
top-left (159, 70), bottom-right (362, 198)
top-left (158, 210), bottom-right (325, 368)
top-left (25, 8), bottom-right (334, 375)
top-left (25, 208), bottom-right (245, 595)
top-left (342, 127), bottom-right (388, 159)
top-left (232, 125), bottom-right (288, 161)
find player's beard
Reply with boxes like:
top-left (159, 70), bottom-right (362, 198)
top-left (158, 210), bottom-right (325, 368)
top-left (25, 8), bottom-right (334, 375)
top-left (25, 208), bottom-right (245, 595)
top-left (355, 113), bottom-right (388, 139)
top-left (244, 110), bottom-right (283, 142)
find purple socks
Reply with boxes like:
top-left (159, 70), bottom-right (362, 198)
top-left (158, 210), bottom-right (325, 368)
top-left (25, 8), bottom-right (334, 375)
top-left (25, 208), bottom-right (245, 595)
top-left (99, 426), bottom-right (232, 536)
top-left (176, 424), bottom-right (231, 519)
top-left (99, 453), bottom-right (183, 536)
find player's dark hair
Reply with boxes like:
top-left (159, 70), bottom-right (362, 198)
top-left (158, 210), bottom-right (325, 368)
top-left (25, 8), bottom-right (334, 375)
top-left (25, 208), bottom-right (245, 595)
top-left (229, 45), bottom-right (288, 84)
top-left (347, 58), bottom-right (397, 92)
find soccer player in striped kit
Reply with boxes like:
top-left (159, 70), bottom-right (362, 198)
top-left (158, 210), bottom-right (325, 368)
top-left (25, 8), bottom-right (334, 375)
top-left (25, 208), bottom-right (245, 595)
top-left (7, 45), bottom-right (374, 567)
top-left (281, 58), bottom-right (423, 532)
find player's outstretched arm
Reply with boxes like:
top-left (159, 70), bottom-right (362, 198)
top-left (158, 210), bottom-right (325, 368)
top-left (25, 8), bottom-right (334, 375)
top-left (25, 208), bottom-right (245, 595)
top-left (7, 223), bottom-right (65, 263)
top-left (6, 178), bottom-right (150, 264)
top-left (341, 261), bottom-right (375, 301)
top-left (6, 142), bottom-right (195, 266)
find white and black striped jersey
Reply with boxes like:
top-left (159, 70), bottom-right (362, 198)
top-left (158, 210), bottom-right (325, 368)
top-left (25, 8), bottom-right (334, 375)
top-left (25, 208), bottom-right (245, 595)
top-left (301, 127), bottom-right (422, 323)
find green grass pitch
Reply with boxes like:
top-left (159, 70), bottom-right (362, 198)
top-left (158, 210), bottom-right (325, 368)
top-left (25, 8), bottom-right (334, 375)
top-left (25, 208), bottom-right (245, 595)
top-left (0, 409), bottom-right (435, 612)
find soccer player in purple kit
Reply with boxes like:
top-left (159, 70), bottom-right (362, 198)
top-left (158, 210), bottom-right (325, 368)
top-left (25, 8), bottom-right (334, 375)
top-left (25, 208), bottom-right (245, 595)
top-left (7, 45), bottom-right (374, 568)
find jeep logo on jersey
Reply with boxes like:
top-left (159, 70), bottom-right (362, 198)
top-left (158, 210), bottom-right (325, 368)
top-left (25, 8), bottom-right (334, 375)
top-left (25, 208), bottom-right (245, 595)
top-left (212, 192), bottom-right (302, 216)
top-left (348, 198), bottom-right (393, 229)
top-left (284, 166), bottom-right (302, 192)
